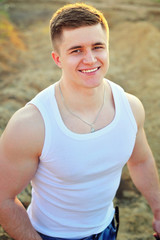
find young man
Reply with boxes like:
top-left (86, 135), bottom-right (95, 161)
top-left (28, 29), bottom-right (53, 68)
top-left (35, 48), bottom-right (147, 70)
top-left (0, 3), bottom-right (160, 240)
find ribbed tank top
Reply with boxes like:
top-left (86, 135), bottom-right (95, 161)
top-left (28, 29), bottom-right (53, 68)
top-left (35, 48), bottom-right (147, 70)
top-left (27, 79), bottom-right (137, 238)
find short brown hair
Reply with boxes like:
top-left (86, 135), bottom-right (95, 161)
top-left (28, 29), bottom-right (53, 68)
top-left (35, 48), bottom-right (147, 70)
top-left (50, 3), bottom-right (109, 49)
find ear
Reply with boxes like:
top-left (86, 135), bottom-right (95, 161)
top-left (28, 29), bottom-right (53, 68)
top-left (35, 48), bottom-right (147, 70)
top-left (51, 51), bottom-right (62, 68)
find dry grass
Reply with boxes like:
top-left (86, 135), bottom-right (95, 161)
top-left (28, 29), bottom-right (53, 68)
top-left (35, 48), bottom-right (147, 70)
top-left (0, 15), bottom-right (26, 49)
top-left (0, 14), bottom-right (26, 74)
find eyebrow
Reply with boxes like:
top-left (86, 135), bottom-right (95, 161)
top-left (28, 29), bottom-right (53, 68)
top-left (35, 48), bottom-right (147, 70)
top-left (67, 42), bottom-right (106, 52)
top-left (94, 42), bottom-right (106, 46)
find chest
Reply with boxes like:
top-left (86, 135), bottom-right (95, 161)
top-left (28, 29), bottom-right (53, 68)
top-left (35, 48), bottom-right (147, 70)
top-left (56, 90), bottom-right (115, 134)
top-left (39, 117), bottom-right (136, 184)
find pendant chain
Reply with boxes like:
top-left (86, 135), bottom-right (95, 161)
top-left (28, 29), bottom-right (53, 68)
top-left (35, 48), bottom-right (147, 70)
top-left (59, 83), bottom-right (105, 133)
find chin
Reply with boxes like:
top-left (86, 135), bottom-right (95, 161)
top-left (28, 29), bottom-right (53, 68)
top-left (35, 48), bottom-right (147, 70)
top-left (83, 79), bottom-right (103, 89)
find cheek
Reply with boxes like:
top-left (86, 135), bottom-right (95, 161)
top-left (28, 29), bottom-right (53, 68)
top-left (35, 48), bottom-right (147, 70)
top-left (98, 52), bottom-right (109, 72)
top-left (101, 51), bottom-right (109, 61)
top-left (68, 55), bottom-right (81, 64)
top-left (63, 54), bottom-right (80, 65)
top-left (61, 58), bottom-right (79, 77)
top-left (102, 52), bottom-right (109, 68)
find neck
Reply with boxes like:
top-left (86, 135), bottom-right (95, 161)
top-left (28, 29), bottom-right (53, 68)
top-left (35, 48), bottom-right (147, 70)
top-left (58, 79), bottom-right (105, 113)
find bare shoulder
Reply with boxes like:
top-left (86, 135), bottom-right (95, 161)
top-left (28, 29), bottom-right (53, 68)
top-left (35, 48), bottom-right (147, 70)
top-left (125, 92), bottom-right (145, 129)
top-left (1, 104), bottom-right (45, 158)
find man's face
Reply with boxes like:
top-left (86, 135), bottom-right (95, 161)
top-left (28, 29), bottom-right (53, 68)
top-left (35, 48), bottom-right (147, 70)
top-left (52, 23), bottom-right (109, 89)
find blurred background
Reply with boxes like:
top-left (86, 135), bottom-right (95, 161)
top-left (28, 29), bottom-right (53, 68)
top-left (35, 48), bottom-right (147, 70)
top-left (0, 0), bottom-right (160, 239)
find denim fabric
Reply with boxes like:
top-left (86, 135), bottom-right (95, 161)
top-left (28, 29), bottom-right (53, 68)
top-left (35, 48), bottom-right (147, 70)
top-left (38, 219), bottom-right (117, 240)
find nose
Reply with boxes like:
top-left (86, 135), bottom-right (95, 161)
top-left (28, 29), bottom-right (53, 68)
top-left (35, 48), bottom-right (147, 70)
top-left (83, 50), bottom-right (97, 65)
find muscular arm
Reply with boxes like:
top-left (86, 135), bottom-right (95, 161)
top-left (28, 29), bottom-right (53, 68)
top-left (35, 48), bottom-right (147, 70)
top-left (126, 94), bottom-right (160, 237)
top-left (0, 105), bottom-right (44, 240)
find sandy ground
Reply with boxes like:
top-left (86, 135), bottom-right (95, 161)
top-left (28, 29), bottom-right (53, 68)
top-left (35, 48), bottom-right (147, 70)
top-left (0, 0), bottom-right (160, 239)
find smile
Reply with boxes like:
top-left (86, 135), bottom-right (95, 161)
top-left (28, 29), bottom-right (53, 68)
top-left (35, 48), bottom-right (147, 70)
top-left (79, 67), bottom-right (100, 73)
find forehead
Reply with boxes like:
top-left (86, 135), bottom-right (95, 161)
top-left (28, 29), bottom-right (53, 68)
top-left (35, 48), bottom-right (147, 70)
top-left (59, 24), bottom-right (107, 50)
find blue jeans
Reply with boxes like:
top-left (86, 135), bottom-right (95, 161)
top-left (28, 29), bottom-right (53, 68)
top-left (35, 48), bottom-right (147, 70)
top-left (38, 219), bottom-right (117, 240)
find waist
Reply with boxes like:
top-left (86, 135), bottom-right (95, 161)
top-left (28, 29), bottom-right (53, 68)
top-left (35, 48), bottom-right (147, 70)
top-left (28, 201), bottom-right (114, 239)
top-left (37, 218), bottom-right (117, 240)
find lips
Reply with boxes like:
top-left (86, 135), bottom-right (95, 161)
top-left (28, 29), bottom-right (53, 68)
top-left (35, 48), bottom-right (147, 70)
top-left (79, 67), bottom-right (100, 73)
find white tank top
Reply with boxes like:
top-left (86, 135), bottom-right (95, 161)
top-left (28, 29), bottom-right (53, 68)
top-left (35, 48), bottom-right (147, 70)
top-left (27, 79), bottom-right (137, 238)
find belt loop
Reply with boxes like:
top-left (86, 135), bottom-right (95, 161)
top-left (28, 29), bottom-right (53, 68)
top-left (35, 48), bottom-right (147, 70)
top-left (115, 206), bottom-right (119, 237)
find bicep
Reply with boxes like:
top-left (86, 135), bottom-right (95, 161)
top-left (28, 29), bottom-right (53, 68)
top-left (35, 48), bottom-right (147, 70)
top-left (0, 144), bottom-right (38, 201)
top-left (128, 126), bottom-right (154, 168)
top-left (0, 106), bottom-right (44, 201)
top-left (126, 93), bottom-right (153, 165)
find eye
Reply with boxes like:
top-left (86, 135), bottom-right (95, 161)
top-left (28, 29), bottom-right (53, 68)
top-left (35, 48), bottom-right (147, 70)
top-left (71, 49), bottom-right (82, 54)
top-left (93, 45), bottom-right (104, 50)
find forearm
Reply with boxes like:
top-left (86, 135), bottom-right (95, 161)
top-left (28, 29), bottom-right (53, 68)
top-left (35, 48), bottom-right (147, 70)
top-left (127, 157), bottom-right (160, 215)
top-left (0, 197), bottom-right (42, 240)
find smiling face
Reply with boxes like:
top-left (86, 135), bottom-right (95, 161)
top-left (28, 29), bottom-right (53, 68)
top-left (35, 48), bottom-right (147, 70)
top-left (52, 23), bottom-right (109, 89)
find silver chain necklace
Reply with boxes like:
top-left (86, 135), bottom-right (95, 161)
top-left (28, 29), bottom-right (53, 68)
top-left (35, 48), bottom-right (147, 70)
top-left (59, 83), bottom-right (105, 133)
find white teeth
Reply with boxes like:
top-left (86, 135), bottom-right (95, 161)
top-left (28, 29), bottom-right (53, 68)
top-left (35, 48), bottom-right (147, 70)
top-left (81, 67), bottom-right (98, 73)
